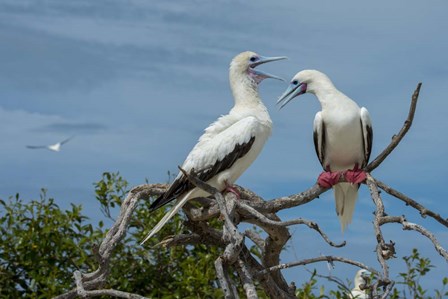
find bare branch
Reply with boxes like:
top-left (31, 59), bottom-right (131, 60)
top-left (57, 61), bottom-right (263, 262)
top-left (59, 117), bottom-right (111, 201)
top-left (215, 257), bottom-right (239, 299)
top-left (54, 82), bottom-right (448, 299)
top-left (74, 288), bottom-right (150, 299)
top-left (251, 183), bottom-right (326, 213)
top-left (366, 83), bottom-right (422, 172)
top-left (55, 184), bottom-right (160, 299)
top-left (154, 233), bottom-right (203, 247)
top-left (374, 178), bottom-right (448, 228)
top-left (257, 256), bottom-right (379, 277)
top-left (381, 216), bottom-right (448, 260)
top-left (365, 175), bottom-right (393, 280)
top-left (237, 200), bottom-right (345, 248)
top-left (307, 269), bottom-right (353, 296)
top-left (240, 246), bottom-right (297, 299)
top-left (235, 259), bottom-right (258, 299)
top-left (244, 229), bottom-right (265, 250)
top-left (183, 199), bottom-right (220, 221)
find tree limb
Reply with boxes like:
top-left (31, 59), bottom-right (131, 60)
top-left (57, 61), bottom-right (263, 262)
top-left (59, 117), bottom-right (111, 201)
top-left (374, 178), bottom-right (448, 228)
top-left (366, 83), bottom-right (422, 172)
top-left (256, 256), bottom-right (379, 277)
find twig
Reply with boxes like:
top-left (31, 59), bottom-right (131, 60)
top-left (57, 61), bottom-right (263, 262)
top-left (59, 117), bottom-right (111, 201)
top-left (374, 178), bottom-right (448, 228)
top-left (257, 256), bottom-right (379, 277)
top-left (244, 229), bottom-right (265, 250)
top-left (237, 200), bottom-right (345, 248)
top-left (55, 184), bottom-right (157, 299)
top-left (306, 269), bottom-right (353, 296)
top-left (240, 246), bottom-right (297, 299)
top-left (366, 83), bottom-right (422, 172)
top-left (380, 280), bottom-right (395, 299)
top-left (365, 175), bottom-right (392, 280)
top-left (154, 233), bottom-right (202, 247)
top-left (381, 216), bottom-right (448, 260)
top-left (73, 289), bottom-right (149, 299)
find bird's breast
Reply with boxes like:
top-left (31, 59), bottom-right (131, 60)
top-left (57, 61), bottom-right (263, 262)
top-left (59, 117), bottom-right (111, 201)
top-left (322, 110), bottom-right (364, 170)
top-left (215, 121), bottom-right (271, 186)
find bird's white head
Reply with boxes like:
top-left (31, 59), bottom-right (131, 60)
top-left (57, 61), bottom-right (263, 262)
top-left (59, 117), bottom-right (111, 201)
top-left (230, 51), bottom-right (286, 84)
top-left (229, 51), bottom-right (286, 104)
top-left (354, 269), bottom-right (371, 288)
top-left (277, 69), bottom-right (334, 109)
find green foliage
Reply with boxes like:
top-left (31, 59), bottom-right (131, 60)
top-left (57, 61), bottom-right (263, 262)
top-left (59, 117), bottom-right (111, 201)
top-left (295, 270), bottom-right (329, 299)
top-left (389, 248), bottom-right (448, 299)
top-left (94, 172), bottom-right (129, 219)
top-left (0, 190), bottom-right (102, 298)
top-left (1, 172), bottom-right (447, 299)
top-left (0, 172), bottom-right (224, 298)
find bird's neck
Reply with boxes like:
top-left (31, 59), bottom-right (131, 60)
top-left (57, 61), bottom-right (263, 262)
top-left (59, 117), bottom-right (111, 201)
top-left (230, 74), bottom-right (264, 108)
top-left (312, 83), bottom-right (348, 110)
top-left (229, 74), bottom-right (271, 124)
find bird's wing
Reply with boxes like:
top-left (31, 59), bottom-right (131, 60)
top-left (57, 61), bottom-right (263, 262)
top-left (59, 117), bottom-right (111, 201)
top-left (149, 116), bottom-right (259, 211)
top-left (313, 111), bottom-right (326, 169)
top-left (26, 145), bottom-right (47, 149)
top-left (360, 107), bottom-right (373, 168)
top-left (60, 136), bottom-right (75, 145)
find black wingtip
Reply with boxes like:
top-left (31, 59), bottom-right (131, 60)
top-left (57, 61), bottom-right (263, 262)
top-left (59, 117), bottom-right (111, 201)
top-left (148, 194), bottom-right (175, 212)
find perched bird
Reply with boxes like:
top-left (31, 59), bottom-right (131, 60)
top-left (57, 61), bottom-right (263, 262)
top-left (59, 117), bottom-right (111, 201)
top-left (277, 70), bottom-right (372, 231)
top-left (350, 269), bottom-right (371, 298)
top-left (26, 136), bottom-right (75, 152)
top-left (141, 51), bottom-right (286, 244)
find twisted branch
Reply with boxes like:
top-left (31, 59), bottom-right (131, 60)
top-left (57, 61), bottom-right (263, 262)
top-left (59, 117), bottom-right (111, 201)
top-left (55, 83), bottom-right (448, 299)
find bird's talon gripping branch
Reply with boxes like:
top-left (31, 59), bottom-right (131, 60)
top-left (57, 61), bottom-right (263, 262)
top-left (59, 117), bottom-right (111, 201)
top-left (224, 180), bottom-right (241, 199)
top-left (344, 168), bottom-right (367, 184)
top-left (317, 171), bottom-right (341, 188)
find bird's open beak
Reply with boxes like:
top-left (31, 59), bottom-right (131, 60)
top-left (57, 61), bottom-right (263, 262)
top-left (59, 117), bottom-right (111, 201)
top-left (277, 82), bottom-right (307, 109)
top-left (250, 56), bottom-right (287, 81)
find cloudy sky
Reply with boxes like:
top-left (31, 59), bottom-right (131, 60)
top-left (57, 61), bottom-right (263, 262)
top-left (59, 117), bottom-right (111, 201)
top-left (1, 0), bottom-right (447, 293)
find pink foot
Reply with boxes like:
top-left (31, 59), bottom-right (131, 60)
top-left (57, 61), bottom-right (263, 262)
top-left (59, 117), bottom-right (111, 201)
top-left (317, 171), bottom-right (341, 188)
top-left (224, 181), bottom-right (241, 199)
top-left (345, 168), bottom-right (367, 184)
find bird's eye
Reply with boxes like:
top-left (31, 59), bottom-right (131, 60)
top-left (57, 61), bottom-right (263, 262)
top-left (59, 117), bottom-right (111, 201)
top-left (250, 56), bottom-right (258, 62)
top-left (292, 80), bottom-right (299, 85)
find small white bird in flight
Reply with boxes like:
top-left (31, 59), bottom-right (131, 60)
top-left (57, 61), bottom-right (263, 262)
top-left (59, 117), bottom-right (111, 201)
top-left (141, 51), bottom-right (286, 244)
top-left (26, 136), bottom-right (75, 152)
top-left (277, 70), bottom-right (373, 231)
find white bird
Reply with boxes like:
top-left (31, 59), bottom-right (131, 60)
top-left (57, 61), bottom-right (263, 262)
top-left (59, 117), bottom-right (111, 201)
top-left (141, 51), bottom-right (286, 244)
top-left (350, 269), bottom-right (371, 298)
top-left (26, 136), bottom-right (75, 152)
top-left (277, 70), bottom-right (372, 231)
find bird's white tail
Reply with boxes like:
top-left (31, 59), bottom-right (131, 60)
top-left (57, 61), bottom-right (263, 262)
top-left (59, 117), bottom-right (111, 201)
top-left (333, 183), bottom-right (359, 232)
top-left (140, 190), bottom-right (194, 245)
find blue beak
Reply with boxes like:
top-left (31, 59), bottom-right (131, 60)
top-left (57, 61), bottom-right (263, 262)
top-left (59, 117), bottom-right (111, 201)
top-left (277, 82), bottom-right (307, 109)
top-left (250, 56), bottom-right (287, 81)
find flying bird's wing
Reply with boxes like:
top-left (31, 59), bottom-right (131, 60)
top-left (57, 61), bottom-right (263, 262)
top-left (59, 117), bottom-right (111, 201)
top-left (313, 111), bottom-right (326, 169)
top-left (60, 136), bottom-right (75, 145)
top-left (360, 107), bottom-right (373, 168)
top-left (26, 145), bottom-right (48, 149)
top-left (149, 116), bottom-right (259, 211)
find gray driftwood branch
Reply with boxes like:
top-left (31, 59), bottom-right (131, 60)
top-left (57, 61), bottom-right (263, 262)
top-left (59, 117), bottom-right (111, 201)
top-left (55, 83), bottom-right (447, 299)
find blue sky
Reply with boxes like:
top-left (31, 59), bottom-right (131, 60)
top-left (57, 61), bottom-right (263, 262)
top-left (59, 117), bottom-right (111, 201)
top-left (1, 0), bottom-right (447, 293)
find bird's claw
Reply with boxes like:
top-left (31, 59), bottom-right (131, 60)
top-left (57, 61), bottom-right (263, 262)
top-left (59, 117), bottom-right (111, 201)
top-left (345, 169), bottom-right (367, 184)
top-left (317, 171), bottom-right (341, 188)
top-left (224, 185), bottom-right (241, 199)
top-left (224, 180), bottom-right (241, 199)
